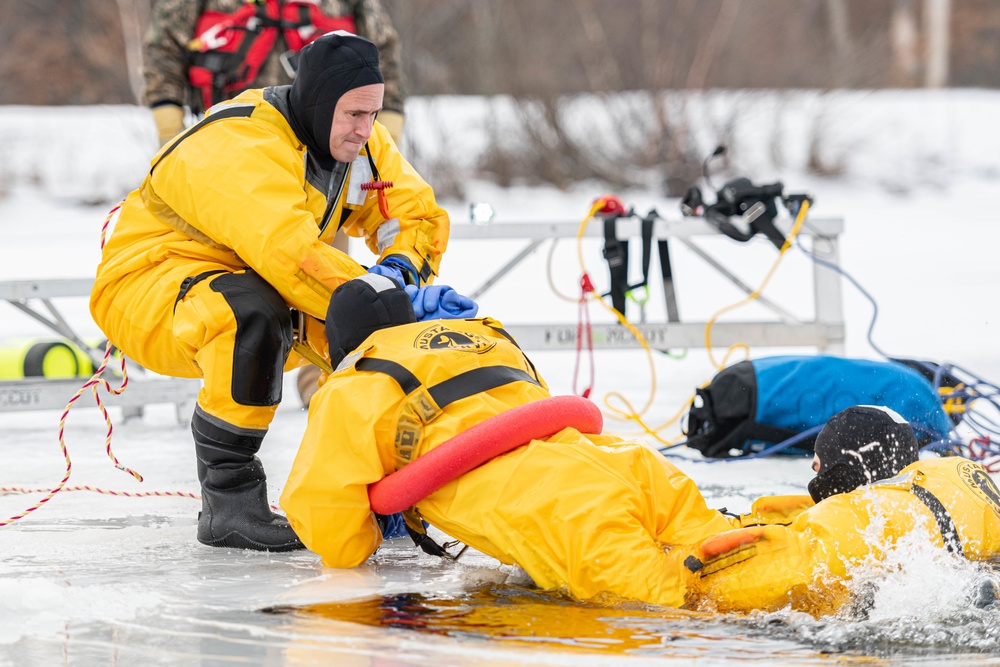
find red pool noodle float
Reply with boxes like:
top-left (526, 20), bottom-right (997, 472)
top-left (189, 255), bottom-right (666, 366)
top-left (368, 395), bottom-right (603, 515)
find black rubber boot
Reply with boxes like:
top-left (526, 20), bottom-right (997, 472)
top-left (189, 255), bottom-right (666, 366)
top-left (193, 408), bottom-right (304, 552)
top-left (197, 456), bottom-right (304, 551)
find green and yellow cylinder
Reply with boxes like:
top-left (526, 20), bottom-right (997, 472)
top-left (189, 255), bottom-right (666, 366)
top-left (0, 339), bottom-right (106, 379)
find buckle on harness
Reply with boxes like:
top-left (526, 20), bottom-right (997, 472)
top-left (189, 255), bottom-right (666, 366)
top-left (602, 238), bottom-right (626, 268)
top-left (403, 508), bottom-right (468, 560)
top-left (393, 389), bottom-right (442, 469)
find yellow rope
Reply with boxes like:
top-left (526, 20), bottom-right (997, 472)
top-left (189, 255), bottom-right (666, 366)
top-left (704, 199), bottom-right (811, 370)
top-left (573, 200), bottom-right (660, 422)
top-left (549, 197), bottom-right (811, 447)
top-left (545, 237), bottom-right (579, 303)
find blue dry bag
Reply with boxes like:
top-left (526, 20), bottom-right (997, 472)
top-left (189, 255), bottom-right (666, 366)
top-left (684, 355), bottom-right (953, 458)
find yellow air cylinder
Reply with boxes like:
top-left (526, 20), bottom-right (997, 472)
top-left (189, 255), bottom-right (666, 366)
top-left (0, 339), bottom-right (98, 379)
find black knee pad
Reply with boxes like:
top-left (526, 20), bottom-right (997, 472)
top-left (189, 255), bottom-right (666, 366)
top-left (210, 270), bottom-right (293, 406)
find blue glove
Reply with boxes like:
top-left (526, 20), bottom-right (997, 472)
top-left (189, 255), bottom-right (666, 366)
top-left (440, 288), bottom-right (478, 318)
top-left (369, 254), bottom-right (418, 286)
top-left (375, 512), bottom-right (409, 539)
top-left (404, 285), bottom-right (478, 321)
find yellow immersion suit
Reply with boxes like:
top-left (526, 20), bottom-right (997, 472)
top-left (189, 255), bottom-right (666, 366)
top-left (89, 88), bottom-right (448, 429)
top-left (281, 317), bottom-right (740, 607)
top-left (688, 456), bottom-right (1000, 616)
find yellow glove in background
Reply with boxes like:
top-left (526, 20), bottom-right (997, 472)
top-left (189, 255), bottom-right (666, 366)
top-left (734, 495), bottom-right (815, 527)
top-left (151, 103), bottom-right (186, 146)
top-left (377, 109), bottom-right (405, 146)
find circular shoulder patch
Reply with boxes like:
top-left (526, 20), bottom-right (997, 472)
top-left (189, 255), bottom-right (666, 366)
top-left (414, 324), bottom-right (497, 354)
top-left (958, 460), bottom-right (1000, 519)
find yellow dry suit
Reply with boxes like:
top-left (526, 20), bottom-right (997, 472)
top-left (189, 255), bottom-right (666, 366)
top-left (281, 317), bottom-right (739, 607)
top-left (89, 87), bottom-right (448, 430)
top-left (687, 457), bottom-right (1000, 616)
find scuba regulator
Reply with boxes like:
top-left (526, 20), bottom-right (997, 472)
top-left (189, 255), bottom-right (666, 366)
top-left (681, 146), bottom-right (811, 250)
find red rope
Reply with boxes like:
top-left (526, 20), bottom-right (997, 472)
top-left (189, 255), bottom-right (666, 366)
top-left (1, 486), bottom-right (199, 499)
top-left (100, 202), bottom-right (122, 250)
top-left (1, 201), bottom-right (202, 527)
top-left (1, 341), bottom-right (138, 526)
top-left (968, 437), bottom-right (1000, 472)
top-left (573, 273), bottom-right (596, 399)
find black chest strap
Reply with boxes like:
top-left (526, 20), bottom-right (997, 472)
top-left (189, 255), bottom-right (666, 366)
top-left (911, 484), bottom-right (964, 557)
top-left (355, 357), bottom-right (540, 411)
top-left (355, 355), bottom-right (540, 561)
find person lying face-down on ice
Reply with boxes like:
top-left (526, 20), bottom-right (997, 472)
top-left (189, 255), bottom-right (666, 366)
top-left (684, 405), bottom-right (1000, 616)
top-left (280, 273), bottom-right (770, 607)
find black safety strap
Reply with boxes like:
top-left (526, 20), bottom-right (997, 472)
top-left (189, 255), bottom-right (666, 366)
top-left (751, 211), bottom-right (787, 251)
top-left (602, 217), bottom-right (629, 316)
top-left (152, 104), bottom-right (254, 174)
top-left (658, 239), bottom-right (680, 322)
top-left (743, 422), bottom-right (800, 448)
top-left (355, 358), bottom-right (540, 410)
top-left (911, 484), bottom-right (964, 556)
top-left (296, 4), bottom-right (310, 27)
top-left (404, 524), bottom-right (450, 557)
top-left (601, 213), bottom-right (657, 318)
top-left (316, 159), bottom-right (349, 235)
top-left (364, 142), bottom-right (382, 183)
top-left (639, 212), bottom-right (654, 288)
top-left (623, 212), bottom-right (656, 313)
top-left (704, 205), bottom-right (755, 244)
top-left (356, 357), bottom-right (421, 394)
top-left (432, 366), bottom-right (540, 407)
top-left (338, 207), bottom-right (352, 230)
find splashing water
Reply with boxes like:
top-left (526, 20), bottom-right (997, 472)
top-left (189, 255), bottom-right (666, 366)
top-left (748, 490), bottom-right (1000, 658)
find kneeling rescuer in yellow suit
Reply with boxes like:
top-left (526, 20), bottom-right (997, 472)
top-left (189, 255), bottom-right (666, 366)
top-left (90, 32), bottom-right (449, 552)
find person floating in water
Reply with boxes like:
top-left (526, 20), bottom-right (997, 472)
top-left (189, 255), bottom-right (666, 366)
top-left (685, 405), bottom-right (1000, 616)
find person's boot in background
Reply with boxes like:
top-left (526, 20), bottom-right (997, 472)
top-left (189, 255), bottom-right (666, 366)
top-left (296, 364), bottom-right (323, 408)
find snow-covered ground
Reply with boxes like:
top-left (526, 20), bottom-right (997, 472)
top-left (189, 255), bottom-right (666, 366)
top-left (2, 92), bottom-right (1000, 665)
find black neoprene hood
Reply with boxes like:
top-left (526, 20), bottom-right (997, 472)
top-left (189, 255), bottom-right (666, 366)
top-left (325, 274), bottom-right (415, 367)
top-left (287, 30), bottom-right (384, 167)
top-left (808, 405), bottom-right (920, 502)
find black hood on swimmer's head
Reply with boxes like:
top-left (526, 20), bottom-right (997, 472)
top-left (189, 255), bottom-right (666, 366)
top-left (807, 405), bottom-right (920, 502)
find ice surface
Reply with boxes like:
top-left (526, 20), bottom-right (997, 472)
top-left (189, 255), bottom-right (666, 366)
top-left (2, 94), bottom-right (1000, 664)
